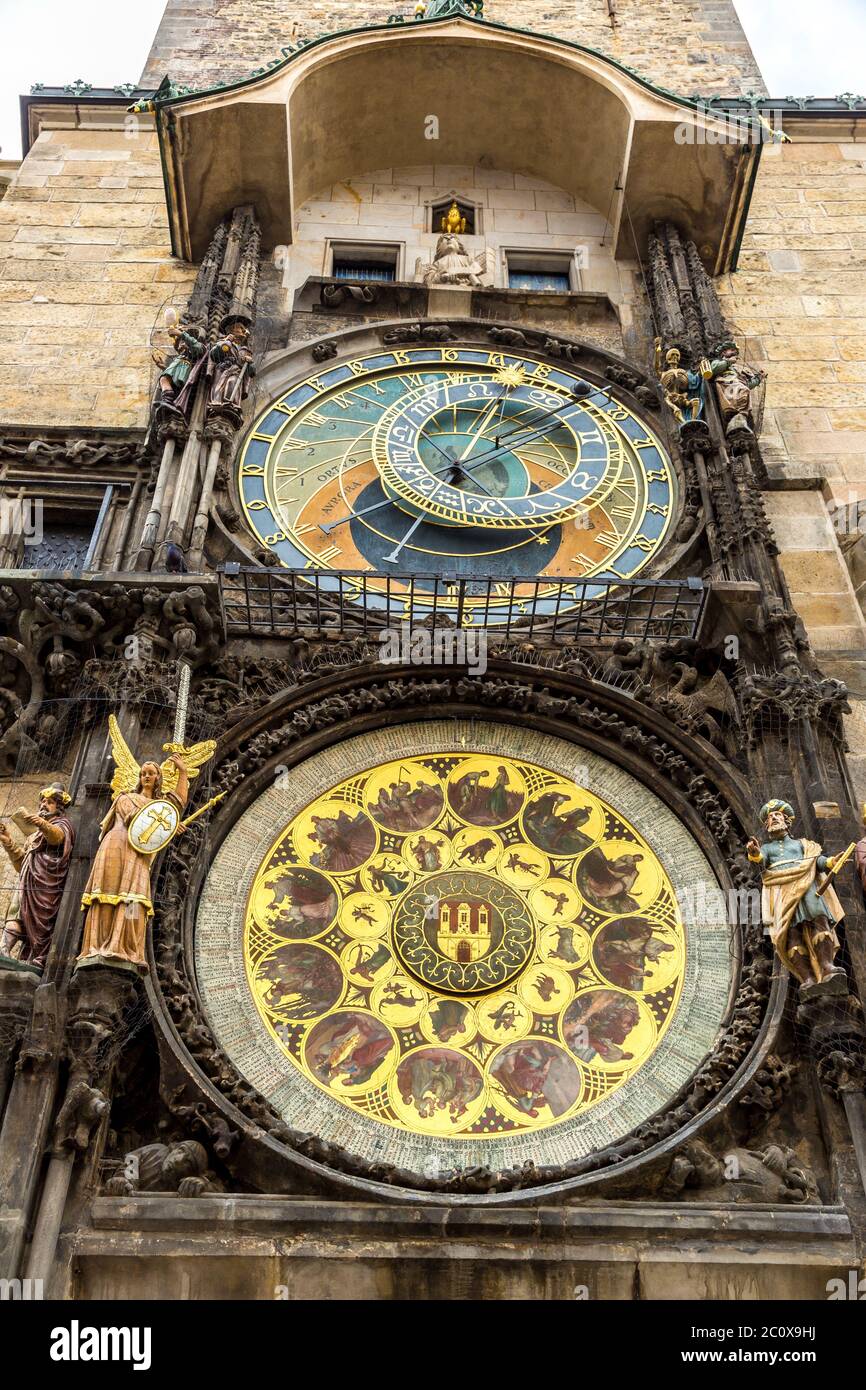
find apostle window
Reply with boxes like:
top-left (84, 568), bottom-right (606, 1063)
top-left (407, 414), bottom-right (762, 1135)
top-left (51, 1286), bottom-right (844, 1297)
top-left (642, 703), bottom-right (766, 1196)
top-left (0, 482), bottom-right (122, 572)
top-left (503, 248), bottom-right (584, 292)
top-left (13, 514), bottom-right (97, 572)
top-left (328, 242), bottom-right (401, 282)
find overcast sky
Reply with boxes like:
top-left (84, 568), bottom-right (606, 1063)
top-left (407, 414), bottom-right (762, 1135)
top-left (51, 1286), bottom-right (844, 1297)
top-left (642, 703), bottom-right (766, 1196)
top-left (733, 0), bottom-right (866, 94)
top-left (0, 0), bottom-right (865, 160)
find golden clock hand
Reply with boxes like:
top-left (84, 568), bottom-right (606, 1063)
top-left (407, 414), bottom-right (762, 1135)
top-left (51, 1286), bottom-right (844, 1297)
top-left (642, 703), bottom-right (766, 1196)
top-left (461, 397), bottom-right (591, 473)
top-left (486, 393), bottom-right (591, 451)
top-left (440, 386), bottom-right (601, 493)
top-left (323, 386), bottom-right (599, 537)
top-left (320, 490), bottom-right (403, 534)
top-left (448, 374), bottom-right (546, 472)
top-left (454, 390), bottom-right (509, 465)
top-left (430, 380), bottom-right (581, 483)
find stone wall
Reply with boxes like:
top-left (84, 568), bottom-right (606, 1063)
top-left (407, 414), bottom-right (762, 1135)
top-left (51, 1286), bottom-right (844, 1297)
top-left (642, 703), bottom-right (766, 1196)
top-left (719, 131), bottom-right (866, 793)
top-left (284, 161), bottom-right (630, 300)
top-left (0, 124), bottom-right (194, 431)
top-left (277, 161), bottom-right (639, 354)
top-left (71, 1195), bottom-right (854, 1300)
top-left (0, 162), bottom-right (19, 202)
top-left (140, 0), bottom-right (765, 97)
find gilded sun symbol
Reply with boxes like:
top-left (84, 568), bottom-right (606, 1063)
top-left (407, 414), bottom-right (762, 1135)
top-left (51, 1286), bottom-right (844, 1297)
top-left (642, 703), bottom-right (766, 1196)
top-left (493, 366), bottom-right (527, 390)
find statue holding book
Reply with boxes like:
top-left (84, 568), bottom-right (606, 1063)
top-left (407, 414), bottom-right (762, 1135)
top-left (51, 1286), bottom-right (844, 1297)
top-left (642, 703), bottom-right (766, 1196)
top-left (0, 784), bottom-right (75, 973)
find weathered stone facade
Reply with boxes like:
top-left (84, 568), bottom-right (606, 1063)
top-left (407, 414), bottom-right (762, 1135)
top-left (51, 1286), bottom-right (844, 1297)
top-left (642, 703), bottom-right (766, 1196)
top-left (720, 135), bottom-right (866, 791)
top-left (1, 3), bottom-right (865, 1306)
top-left (141, 0), bottom-right (766, 95)
top-left (0, 126), bottom-right (193, 430)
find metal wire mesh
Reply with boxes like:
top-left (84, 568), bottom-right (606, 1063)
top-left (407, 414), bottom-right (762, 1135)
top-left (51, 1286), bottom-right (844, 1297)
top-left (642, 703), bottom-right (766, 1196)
top-left (219, 565), bottom-right (707, 644)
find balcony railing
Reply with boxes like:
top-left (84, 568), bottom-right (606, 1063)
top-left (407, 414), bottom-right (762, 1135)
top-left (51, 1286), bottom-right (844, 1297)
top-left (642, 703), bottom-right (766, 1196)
top-left (218, 566), bottom-right (707, 644)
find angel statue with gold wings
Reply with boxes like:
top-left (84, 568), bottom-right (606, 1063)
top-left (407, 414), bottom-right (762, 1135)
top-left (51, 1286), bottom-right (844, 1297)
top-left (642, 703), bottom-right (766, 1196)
top-left (77, 715), bottom-right (216, 974)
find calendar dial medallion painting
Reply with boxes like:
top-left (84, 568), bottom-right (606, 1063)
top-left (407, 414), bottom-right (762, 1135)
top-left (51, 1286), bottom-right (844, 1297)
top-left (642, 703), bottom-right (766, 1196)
top-left (197, 724), bottom-right (732, 1171)
top-left (237, 346), bottom-right (677, 623)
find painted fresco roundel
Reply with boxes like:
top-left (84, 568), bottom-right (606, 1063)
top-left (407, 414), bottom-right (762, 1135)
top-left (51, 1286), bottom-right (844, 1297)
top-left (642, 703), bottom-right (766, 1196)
top-left (196, 723), bottom-right (732, 1174)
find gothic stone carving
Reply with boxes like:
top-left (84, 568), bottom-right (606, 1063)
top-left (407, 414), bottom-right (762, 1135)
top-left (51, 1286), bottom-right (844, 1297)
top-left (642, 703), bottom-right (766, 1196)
top-left (664, 1138), bottom-right (817, 1204)
top-left (311, 340), bottom-right (338, 362)
top-left (382, 322), bottom-right (457, 344)
top-left (415, 234), bottom-right (493, 287)
top-left (105, 1139), bottom-right (217, 1196)
top-left (738, 1053), bottom-right (797, 1112)
top-left (798, 991), bottom-right (866, 1102)
top-left (54, 965), bottom-right (138, 1153)
top-left (739, 667), bottom-right (849, 748)
top-left (0, 435), bottom-right (147, 470)
top-left (321, 281), bottom-right (379, 307)
top-left (0, 579), bottom-right (222, 768)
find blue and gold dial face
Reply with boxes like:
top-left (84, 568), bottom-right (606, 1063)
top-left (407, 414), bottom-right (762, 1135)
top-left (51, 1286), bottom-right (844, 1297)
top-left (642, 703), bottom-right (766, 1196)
top-left (238, 346), bottom-right (677, 622)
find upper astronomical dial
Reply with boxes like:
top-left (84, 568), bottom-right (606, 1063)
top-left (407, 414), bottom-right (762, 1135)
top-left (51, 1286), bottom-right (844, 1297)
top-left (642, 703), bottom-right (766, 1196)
top-left (373, 368), bottom-right (623, 530)
top-left (237, 345), bottom-right (677, 620)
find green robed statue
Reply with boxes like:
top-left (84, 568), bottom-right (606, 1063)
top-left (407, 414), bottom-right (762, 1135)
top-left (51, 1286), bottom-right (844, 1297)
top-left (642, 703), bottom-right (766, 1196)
top-left (747, 799), bottom-right (848, 992)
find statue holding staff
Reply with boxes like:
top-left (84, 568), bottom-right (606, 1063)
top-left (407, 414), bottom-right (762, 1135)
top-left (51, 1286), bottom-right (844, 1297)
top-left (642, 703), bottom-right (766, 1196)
top-left (206, 318), bottom-right (255, 422)
top-left (747, 799), bottom-right (849, 992)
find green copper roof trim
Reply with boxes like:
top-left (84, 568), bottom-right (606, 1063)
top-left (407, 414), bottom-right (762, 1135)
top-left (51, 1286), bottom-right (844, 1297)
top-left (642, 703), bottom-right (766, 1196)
top-left (142, 13), bottom-right (715, 115)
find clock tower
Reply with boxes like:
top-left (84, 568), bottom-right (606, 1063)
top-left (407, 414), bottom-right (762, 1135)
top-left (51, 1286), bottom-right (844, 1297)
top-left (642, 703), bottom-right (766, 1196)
top-left (1, 0), bottom-right (865, 1311)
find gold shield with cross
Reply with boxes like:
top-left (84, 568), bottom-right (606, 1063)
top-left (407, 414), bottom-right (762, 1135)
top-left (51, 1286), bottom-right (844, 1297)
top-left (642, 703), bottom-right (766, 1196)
top-left (127, 798), bottom-right (180, 855)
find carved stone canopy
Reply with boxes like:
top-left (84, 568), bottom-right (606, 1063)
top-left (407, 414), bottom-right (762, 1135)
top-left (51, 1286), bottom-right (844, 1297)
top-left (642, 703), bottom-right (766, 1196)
top-left (151, 22), bottom-right (757, 269)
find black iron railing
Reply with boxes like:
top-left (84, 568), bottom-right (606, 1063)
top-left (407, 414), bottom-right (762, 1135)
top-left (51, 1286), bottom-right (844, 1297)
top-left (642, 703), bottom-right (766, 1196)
top-left (218, 566), bottom-right (707, 644)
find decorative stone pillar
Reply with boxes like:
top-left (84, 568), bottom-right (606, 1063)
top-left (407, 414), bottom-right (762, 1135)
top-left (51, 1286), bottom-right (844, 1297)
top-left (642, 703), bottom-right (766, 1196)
top-left (23, 964), bottom-right (137, 1288)
top-left (137, 204), bottom-right (261, 575)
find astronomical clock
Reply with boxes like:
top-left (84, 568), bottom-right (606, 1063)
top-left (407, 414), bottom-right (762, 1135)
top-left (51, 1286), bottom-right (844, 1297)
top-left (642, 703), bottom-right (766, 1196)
top-left (237, 343), bottom-right (677, 622)
top-left (197, 722), bottom-right (731, 1173)
top-left (187, 333), bottom-right (738, 1182)
top-left (12, 0), bottom-right (860, 1308)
